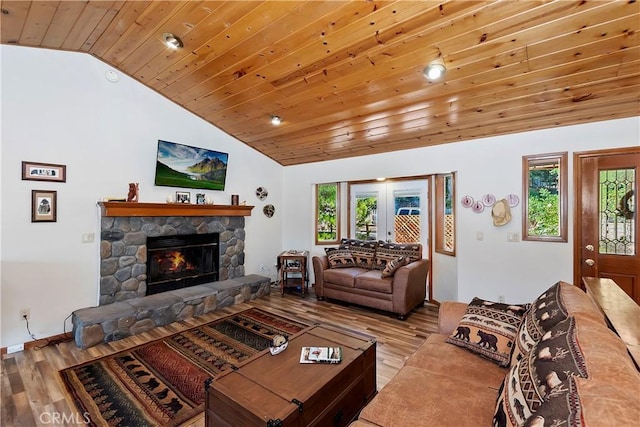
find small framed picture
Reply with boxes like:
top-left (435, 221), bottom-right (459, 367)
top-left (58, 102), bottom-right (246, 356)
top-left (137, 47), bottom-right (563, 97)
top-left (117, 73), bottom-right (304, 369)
top-left (32, 190), bottom-right (57, 222)
top-left (176, 191), bottom-right (191, 204)
top-left (22, 161), bottom-right (66, 182)
top-left (195, 193), bottom-right (206, 205)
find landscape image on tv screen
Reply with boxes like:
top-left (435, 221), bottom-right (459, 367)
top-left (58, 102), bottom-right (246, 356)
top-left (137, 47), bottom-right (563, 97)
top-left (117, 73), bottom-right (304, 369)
top-left (155, 140), bottom-right (228, 191)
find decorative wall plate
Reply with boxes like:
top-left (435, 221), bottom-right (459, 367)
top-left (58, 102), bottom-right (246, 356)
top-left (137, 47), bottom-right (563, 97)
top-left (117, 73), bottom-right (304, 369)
top-left (461, 195), bottom-right (474, 208)
top-left (482, 193), bottom-right (496, 206)
top-left (263, 204), bottom-right (275, 218)
top-left (507, 193), bottom-right (520, 207)
top-left (472, 201), bottom-right (485, 213)
top-left (256, 187), bottom-right (268, 201)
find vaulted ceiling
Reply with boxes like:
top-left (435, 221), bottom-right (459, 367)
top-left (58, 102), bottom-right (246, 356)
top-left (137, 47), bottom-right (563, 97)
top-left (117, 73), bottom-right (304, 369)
top-left (2, 1), bottom-right (639, 165)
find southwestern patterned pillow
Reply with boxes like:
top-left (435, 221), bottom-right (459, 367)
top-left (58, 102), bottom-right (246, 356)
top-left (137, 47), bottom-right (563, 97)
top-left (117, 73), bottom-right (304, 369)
top-left (340, 239), bottom-right (377, 269)
top-left (325, 247), bottom-right (356, 268)
top-left (494, 316), bottom-right (588, 427)
top-left (381, 256), bottom-right (407, 278)
top-left (374, 242), bottom-right (421, 270)
top-left (510, 282), bottom-right (569, 366)
top-left (446, 298), bottom-right (528, 367)
top-left (523, 376), bottom-right (583, 427)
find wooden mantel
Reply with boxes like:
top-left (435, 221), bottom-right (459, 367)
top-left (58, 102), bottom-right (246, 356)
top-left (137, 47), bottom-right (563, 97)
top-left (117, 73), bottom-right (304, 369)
top-left (98, 202), bottom-right (254, 217)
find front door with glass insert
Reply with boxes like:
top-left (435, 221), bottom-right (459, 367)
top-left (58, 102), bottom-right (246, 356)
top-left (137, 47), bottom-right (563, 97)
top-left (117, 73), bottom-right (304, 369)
top-left (576, 148), bottom-right (639, 304)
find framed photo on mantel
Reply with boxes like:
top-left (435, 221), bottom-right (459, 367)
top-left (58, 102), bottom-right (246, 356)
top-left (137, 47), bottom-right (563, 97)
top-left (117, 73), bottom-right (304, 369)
top-left (32, 190), bottom-right (57, 222)
top-left (22, 161), bottom-right (66, 182)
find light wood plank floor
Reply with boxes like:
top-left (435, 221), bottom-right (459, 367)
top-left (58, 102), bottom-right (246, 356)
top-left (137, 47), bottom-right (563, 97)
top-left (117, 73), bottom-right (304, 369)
top-left (1, 287), bottom-right (439, 426)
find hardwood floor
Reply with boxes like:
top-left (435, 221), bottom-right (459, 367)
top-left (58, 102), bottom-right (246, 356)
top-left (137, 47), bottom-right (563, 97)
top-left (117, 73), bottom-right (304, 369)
top-left (1, 286), bottom-right (439, 426)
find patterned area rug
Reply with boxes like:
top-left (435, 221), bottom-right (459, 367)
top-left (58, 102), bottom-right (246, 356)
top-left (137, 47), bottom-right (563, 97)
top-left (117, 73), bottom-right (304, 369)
top-left (60, 308), bottom-right (310, 427)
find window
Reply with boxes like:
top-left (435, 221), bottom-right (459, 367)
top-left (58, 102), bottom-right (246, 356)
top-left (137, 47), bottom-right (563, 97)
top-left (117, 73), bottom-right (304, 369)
top-left (435, 173), bottom-right (455, 255)
top-left (522, 152), bottom-right (568, 242)
top-left (599, 168), bottom-right (635, 255)
top-left (315, 183), bottom-right (340, 244)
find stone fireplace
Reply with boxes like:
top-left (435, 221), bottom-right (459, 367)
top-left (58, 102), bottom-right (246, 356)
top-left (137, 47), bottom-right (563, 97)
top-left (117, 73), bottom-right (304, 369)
top-left (100, 214), bottom-right (246, 305)
top-left (72, 202), bottom-right (271, 349)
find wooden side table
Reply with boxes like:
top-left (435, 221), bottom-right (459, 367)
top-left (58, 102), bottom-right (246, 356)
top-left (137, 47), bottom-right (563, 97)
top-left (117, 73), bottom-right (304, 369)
top-left (277, 250), bottom-right (309, 296)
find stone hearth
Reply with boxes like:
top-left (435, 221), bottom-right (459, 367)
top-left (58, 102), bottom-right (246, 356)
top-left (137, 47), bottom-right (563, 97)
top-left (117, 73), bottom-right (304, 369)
top-left (73, 275), bottom-right (271, 349)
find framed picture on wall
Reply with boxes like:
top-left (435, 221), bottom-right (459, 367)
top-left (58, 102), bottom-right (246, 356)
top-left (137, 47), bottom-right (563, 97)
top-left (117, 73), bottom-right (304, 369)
top-left (176, 191), bottom-right (191, 204)
top-left (32, 190), bottom-right (57, 222)
top-left (22, 161), bottom-right (66, 182)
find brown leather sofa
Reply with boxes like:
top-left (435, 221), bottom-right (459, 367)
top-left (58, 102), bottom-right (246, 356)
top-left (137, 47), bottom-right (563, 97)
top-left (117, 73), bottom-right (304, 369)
top-left (350, 282), bottom-right (640, 426)
top-left (312, 242), bottom-right (429, 320)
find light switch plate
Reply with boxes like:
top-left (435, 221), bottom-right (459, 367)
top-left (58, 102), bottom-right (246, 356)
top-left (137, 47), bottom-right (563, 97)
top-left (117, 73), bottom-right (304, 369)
top-left (81, 233), bottom-right (95, 243)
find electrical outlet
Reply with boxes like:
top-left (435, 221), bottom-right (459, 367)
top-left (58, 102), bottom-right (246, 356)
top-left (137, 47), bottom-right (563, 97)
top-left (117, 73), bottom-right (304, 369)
top-left (498, 295), bottom-right (505, 303)
top-left (7, 343), bottom-right (24, 354)
top-left (19, 308), bottom-right (30, 321)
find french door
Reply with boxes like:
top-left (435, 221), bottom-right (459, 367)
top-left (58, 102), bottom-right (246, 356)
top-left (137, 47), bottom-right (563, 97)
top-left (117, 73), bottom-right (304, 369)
top-left (575, 147), bottom-right (639, 304)
top-left (349, 180), bottom-right (429, 254)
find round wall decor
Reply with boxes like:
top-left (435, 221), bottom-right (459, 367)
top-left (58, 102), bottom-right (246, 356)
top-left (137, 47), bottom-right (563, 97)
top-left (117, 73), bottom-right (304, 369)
top-left (482, 193), bottom-right (496, 206)
top-left (507, 193), bottom-right (520, 207)
top-left (472, 201), bottom-right (485, 213)
top-left (256, 186), bottom-right (268, 200)
top-left (263, 204), bottom-right (275, 218)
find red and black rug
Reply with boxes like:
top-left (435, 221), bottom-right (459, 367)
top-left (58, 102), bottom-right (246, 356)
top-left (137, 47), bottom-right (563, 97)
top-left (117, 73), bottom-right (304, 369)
top-left (60, 307), bottom-right (310, 426)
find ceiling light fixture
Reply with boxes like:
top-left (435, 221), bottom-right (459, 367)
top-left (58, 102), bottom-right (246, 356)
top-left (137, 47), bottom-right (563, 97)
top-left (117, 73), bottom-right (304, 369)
top-left (423, 58), bottom-right (446, 81)
top-left (270, 115), bottom-right (282, 125)
top-left (162, 32), bottom-right (183, 49)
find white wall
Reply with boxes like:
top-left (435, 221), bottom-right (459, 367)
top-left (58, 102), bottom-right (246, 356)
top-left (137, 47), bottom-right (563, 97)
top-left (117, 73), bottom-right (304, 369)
top-left (283, 117), bottom-right (639, 304)
top-left (0, 45), bottom-right (283, 348)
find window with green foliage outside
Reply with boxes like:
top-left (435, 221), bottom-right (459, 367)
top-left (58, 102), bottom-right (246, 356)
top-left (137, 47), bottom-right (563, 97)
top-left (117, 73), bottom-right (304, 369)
top-left (523, 152), bottom-right (567, 242)
top-left (354, 193), bottom-right (377, 240)
top-left (316, 183), bottom-right (340, 244)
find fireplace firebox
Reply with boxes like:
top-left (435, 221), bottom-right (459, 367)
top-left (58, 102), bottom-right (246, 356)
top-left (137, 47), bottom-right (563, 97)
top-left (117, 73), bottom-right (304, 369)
top-left (146, 233), bottom-right (219, 295)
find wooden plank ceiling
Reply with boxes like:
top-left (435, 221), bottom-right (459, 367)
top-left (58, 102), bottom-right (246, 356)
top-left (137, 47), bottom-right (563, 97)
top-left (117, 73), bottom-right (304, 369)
top-left (2, 1), bottom-right (639, 166)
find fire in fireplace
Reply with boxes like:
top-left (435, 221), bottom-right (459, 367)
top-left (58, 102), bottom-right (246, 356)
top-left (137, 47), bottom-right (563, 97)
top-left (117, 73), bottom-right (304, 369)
top-left (146, 233), bottom-right (219, 295)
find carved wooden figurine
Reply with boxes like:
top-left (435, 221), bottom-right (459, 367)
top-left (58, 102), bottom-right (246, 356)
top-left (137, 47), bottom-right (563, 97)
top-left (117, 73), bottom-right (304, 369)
top-left (127, 183), bottom-right (139, 202)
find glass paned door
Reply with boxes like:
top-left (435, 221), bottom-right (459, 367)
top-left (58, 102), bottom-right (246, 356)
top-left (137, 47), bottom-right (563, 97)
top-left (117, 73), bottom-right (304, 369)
top-left (388, 183), bottom-right (426, 244)
top-left (350, 180), bottom-right (428, 250)
top-left (351, 185), bottom-right (385, 241)
top-left (576, 148), bottom-right (639, 304)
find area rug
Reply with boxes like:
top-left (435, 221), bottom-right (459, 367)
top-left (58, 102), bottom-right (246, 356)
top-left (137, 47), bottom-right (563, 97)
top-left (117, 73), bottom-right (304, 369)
top-left (59, 308), bottom-right (310, 427)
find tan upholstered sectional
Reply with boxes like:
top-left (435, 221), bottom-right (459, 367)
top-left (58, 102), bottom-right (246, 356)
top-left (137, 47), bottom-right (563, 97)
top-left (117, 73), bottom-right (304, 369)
top-left (349, 282), bottom-right (640, 426)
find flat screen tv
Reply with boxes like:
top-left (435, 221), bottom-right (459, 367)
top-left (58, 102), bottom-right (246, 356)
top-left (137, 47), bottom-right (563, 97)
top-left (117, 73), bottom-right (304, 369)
top-left (154, 140), bottom-right (228, 191)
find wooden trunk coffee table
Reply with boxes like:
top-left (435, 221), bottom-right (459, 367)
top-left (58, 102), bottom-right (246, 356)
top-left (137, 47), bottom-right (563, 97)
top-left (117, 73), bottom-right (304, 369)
top-left (205, 324), bottom-right (377, 426)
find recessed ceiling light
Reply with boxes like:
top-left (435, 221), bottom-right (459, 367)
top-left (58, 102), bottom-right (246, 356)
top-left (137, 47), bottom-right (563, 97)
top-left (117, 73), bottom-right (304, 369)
top-left (423, 59), bottom-right (446, 80)
top-left (271, 115), bottom-right (282, 125)
top-left (162, 32), bottom-right (183, 49)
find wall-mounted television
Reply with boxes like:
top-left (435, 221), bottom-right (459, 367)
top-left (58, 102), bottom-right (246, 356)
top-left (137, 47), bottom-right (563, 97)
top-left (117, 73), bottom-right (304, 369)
top-left (154, 140), bottom-right (228, 191)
